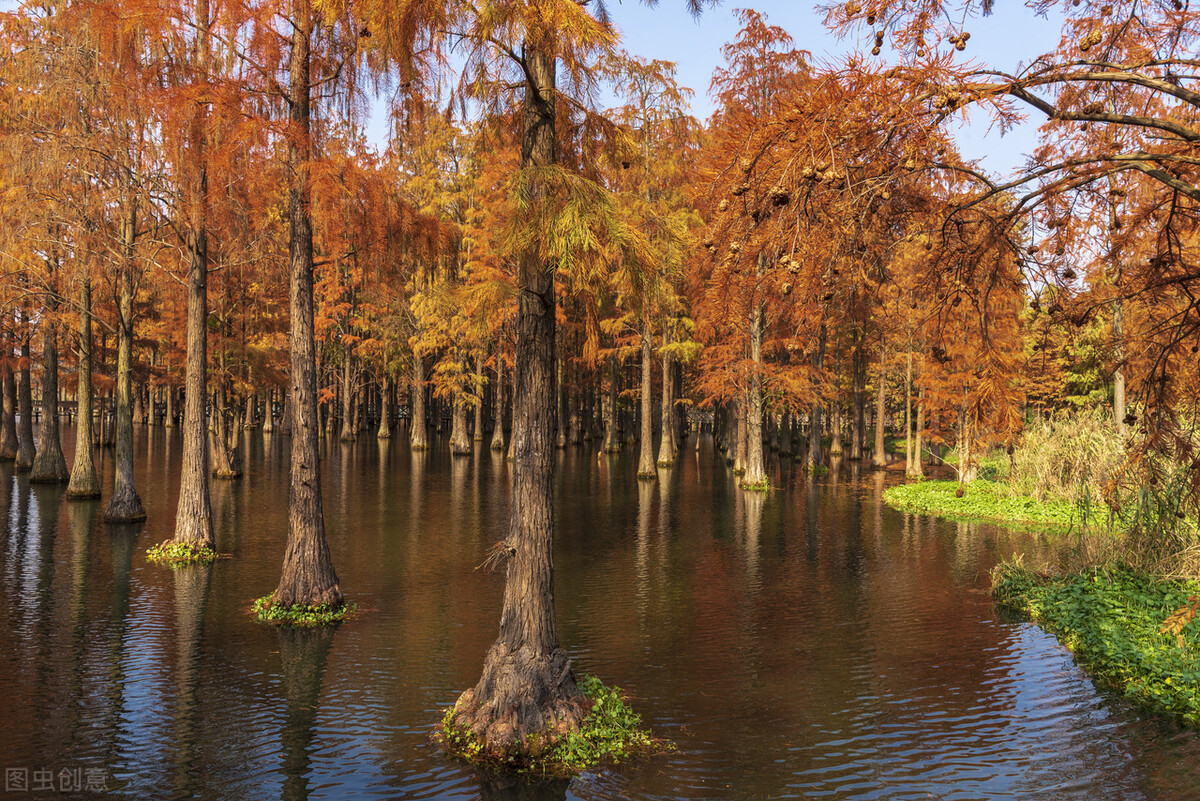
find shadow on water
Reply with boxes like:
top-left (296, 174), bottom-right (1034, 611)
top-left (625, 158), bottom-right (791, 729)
top-left (477, 773), bottom-right (569, 801)
top-left (277, 625), bottom-right (335, 801)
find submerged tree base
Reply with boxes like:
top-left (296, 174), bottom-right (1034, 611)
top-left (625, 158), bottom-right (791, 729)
top-left (992, 561), bottom-right (1200, 726)
top-left (146, 540), bottom-right (223, 567)
top-left (438, 674), bottom-right (671, 778)
top-left (251, 595), bottom-right (355, 627)
top-left (739, 477), bottom-right (770, 492)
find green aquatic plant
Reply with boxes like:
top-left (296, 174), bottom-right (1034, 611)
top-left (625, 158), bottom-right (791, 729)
top-left (251, 595), bottom-right (355, 626)
top-left (438, 674), bottom-right (670, 777)
top-left (883, 479), bottom-right (1083, 532)
top-left (992, 562), bottom-right (1200, 726)
top-left (146, 540), bottom-right (220, 566)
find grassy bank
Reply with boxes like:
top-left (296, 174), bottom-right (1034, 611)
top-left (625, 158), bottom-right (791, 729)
top-left (993, 563), bottom-right (1200, 726)
top-left (882, 479), bottom-right (1085, 532)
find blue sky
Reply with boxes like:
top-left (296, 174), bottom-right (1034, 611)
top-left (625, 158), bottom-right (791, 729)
top-left (600, 1), bottom-right (1065, 178)
top-left (604, 1), bottom-right (1065, 176)
top-left (361, 2), bottom-right (1066, 179)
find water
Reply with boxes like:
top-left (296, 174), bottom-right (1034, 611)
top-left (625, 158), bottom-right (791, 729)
top-left (2, 426), bottom-right (1199, 800)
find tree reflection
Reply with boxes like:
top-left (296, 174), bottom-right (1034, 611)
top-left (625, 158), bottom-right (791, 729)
top-left (476, 772), bottom-right (568, 801)
top-left (171, 562), bottom-right (212, 798)
top-left (277, 625), bottom-right (335, 801)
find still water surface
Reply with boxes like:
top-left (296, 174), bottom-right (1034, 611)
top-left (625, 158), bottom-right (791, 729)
top-left (2, 426), bottom-right (1199, 800)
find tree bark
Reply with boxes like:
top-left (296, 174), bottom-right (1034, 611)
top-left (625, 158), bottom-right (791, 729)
top-left (872, 353), bottom-right (888, 469)
top-left (174, 187), bottom-right (214, 545)
top-left (449, 44), bottom-right (585, 756)
top-left (133, 382), bottom-right (146, 425)
top-left (15, 331), bottom-right (35, 470)
top-left (31, 290), bottom-right (69, 483)
top-left (377, 374), bottom-right (391, 438)
top-left (807, 324), bottom-right (826, 469)
top-left (490, 358), bottom-right (506, 452)
top-left (271, 0), bottom-right (341, 609)
top-left (829, 403), bottom-right (843, 458)
top-left (741, 276), bottom-right (766, 488)
top-left (264, 388), bottom-right (277, 433)
top-left (476, 353), bottom-right (487, 442)
top-left (411, 353), bottom-right (428, 451)
top-left (165, 384), bottom-right (177, 427)
top-left (67, 278), bottom-right (101, 498)
top-left (637, 316), bottom-right (655, 479)
top-left (450, 391), bottom-right (471, 455)
top-left (104, 204), bottom-right (146, 522)
top-left (340, 351), bottom-right (355, 442)
top-left (851, 336), bottom-right (866, 460)
top-left (603, 358), bottom-right (620, 453)
top-left (555, 350), bottom-right (566, 449)
top-left (733, 392), bottom-right (747, 474)
top-left (656, 324), bottom-right (677, 466)
top-left (912, 388), bottom-right (925, 478)
top-left (0, 363), bottom-right (17, 461)
top-left (210, 384), bottom-right (243, 478)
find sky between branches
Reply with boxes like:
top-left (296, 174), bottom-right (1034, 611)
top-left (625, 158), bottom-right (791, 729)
top-left (363, 1), bottom-right (1065, 180)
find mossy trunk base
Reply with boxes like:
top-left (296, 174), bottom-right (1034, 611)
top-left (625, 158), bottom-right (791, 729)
top-left (448, 643), bottom-right (586, 759)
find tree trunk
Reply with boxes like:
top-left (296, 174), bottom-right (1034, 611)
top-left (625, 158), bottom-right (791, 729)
top-left (210, 385), bottom-right (243, 478)
top-left (733, 392), bottom-right (747, 474)
top-left (132, 382), bottom-right (146, 425)
top-left (851, 337), bottom-right (866, 460)
top-left (279, 387), bottom-right (292, 435)
top-left (872, 354), bottom-right (888, 469)
top-left (449, 44), bottom-right (585, 757)
top-left (411, 354), bottom-right (428, 451)
top-left (165, 385), bottom-right (177, 428)
top-left (490, 359), bottom-right (506, 452)
top-left (912, 388), bottom-right (925, 478)
top-left (476, 353), bottom-right (487, 442)
top-left (555, 351), bottom-right (567, 449)
top-left (829, 403), bottom-right (843, 458)
top-left (264, 388), bottom-right (276, 433)
top-left (271, 0), bottom-right (342, 609)
top-left (31, 298), bottom-right (69, 482)
top-left (340, 352), bottom-right (355, 442)
top-left (451, 391), bottom-right (471, 455)
top-left (377, 374), bottom-right (391, 438)
top-left (603, 358), bottom-right (619, 453)
top-left (742, 279), bottom-right (766, 488)
top-left (1114, 296), bottom-right (1125, 435)
top-left (104, 205), bottom-right (146, 523)
top-left (67, 279), bottom-right (101, 498)
top-left (1, 363), bottom-right (18, 461)
top-left (656, 325), bottom-right (677, 466)
top-left (15, 332), bottom-right (35, 470)
top-left (807, 324), bottom-right (826, 469)
top-left (637, 316), bottom-right (655, 479)
top-left (173, 196), bottom-right (214, 547)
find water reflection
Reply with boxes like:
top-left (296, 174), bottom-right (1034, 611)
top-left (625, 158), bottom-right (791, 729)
top-left (277, 626), bottom-right (335, 801)
top-left (170, 563), bottom-right (211, 798)
top-left (479, 772), bottom-right (568, 801)
top-left (0, 426), bottom-right (1198, 800)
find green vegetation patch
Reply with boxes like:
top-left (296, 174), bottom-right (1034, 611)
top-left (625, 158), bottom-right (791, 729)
top-left (739, 477), bottom-right (771, 492)
top-left (146, 540), bottom-right (221, 566)
top-left (883, 479), bottom-right (1083, 532)
top-left (992, 563), bottom-right (1200, 726)
top-left (439, 674), bottom-right (670, 778)
top-left (251, 595), bottom-right (356, 627)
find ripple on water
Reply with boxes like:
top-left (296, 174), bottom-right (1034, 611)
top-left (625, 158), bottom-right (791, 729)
top-left (1, 440), bottom-right (1200, 800)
